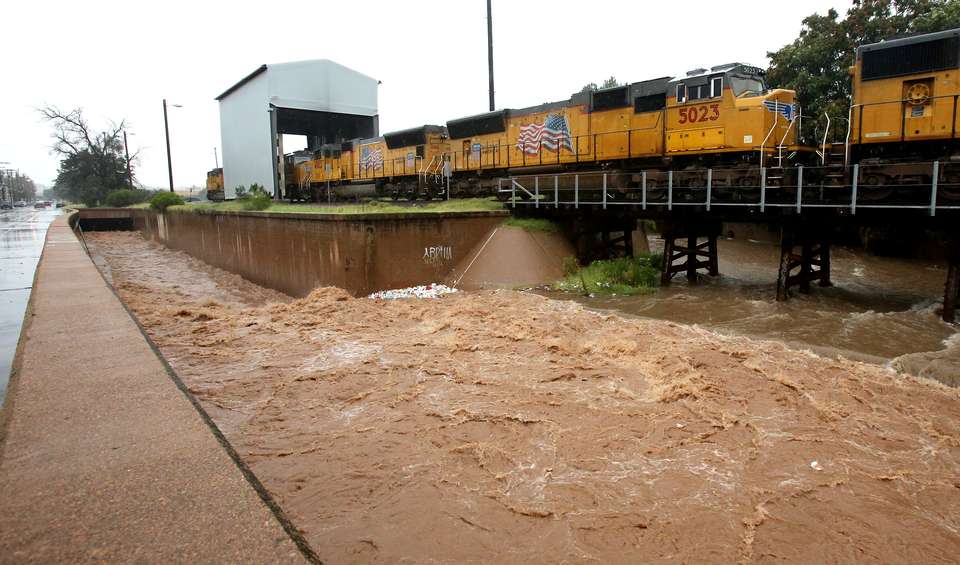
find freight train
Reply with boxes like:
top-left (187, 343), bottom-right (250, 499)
top-left (259, 27), bottom-right (960, 203)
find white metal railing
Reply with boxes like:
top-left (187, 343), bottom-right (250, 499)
top-left (500, 161), bottom-right (959, 216)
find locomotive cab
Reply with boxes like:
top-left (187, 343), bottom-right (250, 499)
top-left (666, 64), bottom-right (800, 164)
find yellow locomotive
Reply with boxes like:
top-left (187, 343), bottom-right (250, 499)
top-left (850, 28), bottom-right (960, 160)
top-left (289, 126), bottom-right (449, 200)
top-left (205, 167), bottom-right (224, 201)
top-left (286, 62), bottom-right (802, 200)
top-left (846, 28), bottom-right (960, 197)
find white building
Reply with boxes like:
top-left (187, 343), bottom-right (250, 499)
top-left (215, 60), bottom-right (379, 199)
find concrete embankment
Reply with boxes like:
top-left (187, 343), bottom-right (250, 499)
top-left (129, 208), bottom-right (510, 296)
top-left (0, 215), bottom-right (307, 563)
top-left (76, 207), bottom-right (576, 296)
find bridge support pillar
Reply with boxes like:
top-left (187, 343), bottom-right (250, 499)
top-left (944, 252), bottom-right (960, 323)
top-left (776, 227), bottom-right (832, 301)
top-left (574, 217), bottom-right (636, 262)
top-left (660, 221), bottom-right (721, 285)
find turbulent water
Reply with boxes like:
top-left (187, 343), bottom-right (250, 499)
top-left (548, 237), bottom-right (960, 386)
top-left (82, 231), bottom-right (960, 563)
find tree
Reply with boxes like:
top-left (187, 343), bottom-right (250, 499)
top-left (0, 170), bottom-right (36, 203)
top-left (40, 106), bottom-right (138, 207)
top-left (579, 76), bottom-right (622, 94)
top-left (767, 0), bottom-right (960, 140)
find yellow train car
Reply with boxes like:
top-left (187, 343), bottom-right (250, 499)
top-left (289, 126), bottom-right (450, 199)
top-left (205, 167), bottom-right (224, 201)
top-left (850, 28), bottom-right (960, 161)
top-left (443, 63), bottom-right (802, 192)
top-left (666, 64), bottom-right (800, 166)
top-left (355, 126), bottom-right (448, 182)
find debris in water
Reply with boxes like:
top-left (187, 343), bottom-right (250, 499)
top-left (810, 460), bottom-right (823, 471)
top-left (367, 284), bottom-right (459, 300)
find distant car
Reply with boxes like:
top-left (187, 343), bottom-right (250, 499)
top-left (0, 202), bottom-right (12, 210)
top-left (13, 201), bottom-right (26, 207)
top-left (33, 201), bottom-right (47, 209)
top-left (55, 201), bottom-right (64, 208)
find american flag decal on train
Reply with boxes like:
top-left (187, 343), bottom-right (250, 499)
top-left (517, 113), bottom-right (574, 155)
top-left (360, 146), bottom-right (383, 171)
top-left (763, 100), bottom-right (796, 121)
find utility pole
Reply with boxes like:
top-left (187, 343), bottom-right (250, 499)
top-left (487, 0), bottom-right (495, 111)
top-left (163, 99), bottom-right (174, 192)
top-left (123, 130), bottom-right (133, 188)
top-left (214, 147), bottom-right (219, 169)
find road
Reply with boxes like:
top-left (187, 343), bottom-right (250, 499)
top-left (0, 206), bottom-right (61, 402)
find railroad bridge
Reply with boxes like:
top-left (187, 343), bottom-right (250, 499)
top-left (498, 162), bottom-right (960, 323)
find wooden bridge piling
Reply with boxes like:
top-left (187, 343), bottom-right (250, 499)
top-left (776, 225), bottom-right (832, 301)
top-left (660, 221), bottom-right (721, 285)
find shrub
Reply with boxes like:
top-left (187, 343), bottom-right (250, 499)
top-left (150, 192), bottom-right (184, 212)
top-left (553, 253), bottom-right (663, 295)
top-left (105, 188), bottom-right (153, 208)
top-left (237, 183), bottom-right (272, 211)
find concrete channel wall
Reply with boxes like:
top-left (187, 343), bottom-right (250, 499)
top-left (76, 208), bottom-right (509, 297)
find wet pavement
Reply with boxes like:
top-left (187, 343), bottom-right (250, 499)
top-left (0, 207), bottom-right (61, 401)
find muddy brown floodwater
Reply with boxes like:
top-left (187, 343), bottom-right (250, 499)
top-left (85, 231), bottom-right (960, 564)
top-left (550, 236), bottom-right (960, 387)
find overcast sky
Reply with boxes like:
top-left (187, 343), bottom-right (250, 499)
top-left (2, 0), bottom-right (850, 189)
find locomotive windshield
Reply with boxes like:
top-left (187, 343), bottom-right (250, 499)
top-left (730, 74), bottom-right (766, 97)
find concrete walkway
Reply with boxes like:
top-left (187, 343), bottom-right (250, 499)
top-left (0, 216), bottom-right (306, 563)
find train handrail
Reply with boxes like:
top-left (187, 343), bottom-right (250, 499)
top-left (820, 113), bottom-right (831, 165)
top-left (759, 106), bottom-right (779, 169)
top-left (845, 105), bottom-right (853, 166)
top-left (777, 111), bottom-right (799, 167)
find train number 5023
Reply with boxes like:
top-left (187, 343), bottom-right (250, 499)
top-left (678, 104), bottom-right (720, 124)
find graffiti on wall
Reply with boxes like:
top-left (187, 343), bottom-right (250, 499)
top-left (423, 245), bottom-right (453, 265)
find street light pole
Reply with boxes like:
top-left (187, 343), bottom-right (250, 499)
top-left (123, 130), bottom-right (133, 188)
top-left (487, 0), bottom-right (495, 111)
top-left (163, 99), bottom-right (174, 192)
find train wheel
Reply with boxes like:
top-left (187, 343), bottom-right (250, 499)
top-left (939, 173), bottom-right (960, 202)
top-left (643, 179), bottom-right (666, 202)
top-left (858, 173), bottom-right (894, 202)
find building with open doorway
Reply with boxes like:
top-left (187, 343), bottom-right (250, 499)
top-left (215, 60), bottom-right (379, 199)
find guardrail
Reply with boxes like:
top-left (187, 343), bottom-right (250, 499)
top-left (498, 161), bottom-right (960, 216)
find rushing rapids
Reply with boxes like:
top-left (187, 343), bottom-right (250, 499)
top-left (85, 231), bottom-right (960, 564)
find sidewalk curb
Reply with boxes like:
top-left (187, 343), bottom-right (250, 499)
top-left (73, 222), bottom-right (322, 564)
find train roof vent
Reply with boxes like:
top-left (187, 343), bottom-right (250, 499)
top-left (383, 125), bottom-right (445, 149)
top-left (591, 86), bottom-right (630, 112)
top-left (861, 32), bottom-right (960, 81)
top-left (447, 110), bottom-right (508, 139)
top-left (686, 68), bottom-right (708, 76)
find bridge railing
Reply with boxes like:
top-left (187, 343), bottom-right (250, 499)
top-left (498, 161), bottom-right (960, 215)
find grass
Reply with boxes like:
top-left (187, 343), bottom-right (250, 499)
top-left (167, 197), bottom-right (506, 215)
top-left (502, 217), bottom-right (560, 232)
top-left (553, 253), bottom-right (663, 296)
